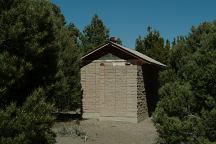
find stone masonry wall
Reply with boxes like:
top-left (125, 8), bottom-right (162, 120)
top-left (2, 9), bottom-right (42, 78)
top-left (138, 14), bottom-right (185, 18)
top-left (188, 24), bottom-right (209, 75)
top-left (137, 66), bottom-right (148, 122)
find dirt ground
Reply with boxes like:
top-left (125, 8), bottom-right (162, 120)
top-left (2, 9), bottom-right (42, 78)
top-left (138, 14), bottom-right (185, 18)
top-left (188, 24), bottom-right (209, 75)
top-left (53, 118), bottom-right (157, 144)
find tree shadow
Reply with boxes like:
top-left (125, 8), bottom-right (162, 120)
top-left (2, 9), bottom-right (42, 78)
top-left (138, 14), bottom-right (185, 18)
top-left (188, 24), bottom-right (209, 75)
top-left (54, 113), bottom-right (83, 122)
top-left (142, 65), bottom-right (160, 116)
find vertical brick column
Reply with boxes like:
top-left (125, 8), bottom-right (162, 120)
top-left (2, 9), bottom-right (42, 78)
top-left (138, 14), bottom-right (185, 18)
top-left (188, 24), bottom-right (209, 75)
top-left (82, 62), bottom-right (98, 118)
top-left (115, 65), bottom-right (127, 116)
top-left (97, 62), bottom-right (105, 115)
top-left (101, 62), bottom-right (116, 116)
top-left (126, 65), bottom-right (137, 117)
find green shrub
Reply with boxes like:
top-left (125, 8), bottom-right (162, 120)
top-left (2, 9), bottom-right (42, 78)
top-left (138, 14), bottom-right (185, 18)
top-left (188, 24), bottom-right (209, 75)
top-left (0, 88), bottom-right (56, 144)
top-left (153, 21), bottom-right (216, 144)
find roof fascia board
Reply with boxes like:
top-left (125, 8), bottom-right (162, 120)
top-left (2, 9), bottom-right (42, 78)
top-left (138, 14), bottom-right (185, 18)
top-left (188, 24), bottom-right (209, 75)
top-left (110, 43), bottom-right (151, 64)
top-left (81, 43), bottom-right (109, 59)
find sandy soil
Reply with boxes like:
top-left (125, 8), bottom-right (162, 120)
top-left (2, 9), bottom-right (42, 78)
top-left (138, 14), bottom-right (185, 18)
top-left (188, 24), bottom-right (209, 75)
top-left (53, 118), bottom-right (157, 144)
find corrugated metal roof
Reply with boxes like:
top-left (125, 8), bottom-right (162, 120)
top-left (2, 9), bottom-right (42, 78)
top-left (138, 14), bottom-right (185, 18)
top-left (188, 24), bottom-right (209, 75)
top-left (82, 41), bottom-right (166, 67)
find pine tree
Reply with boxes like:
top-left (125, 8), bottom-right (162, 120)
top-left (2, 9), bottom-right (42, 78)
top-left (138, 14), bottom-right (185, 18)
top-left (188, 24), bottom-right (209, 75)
top-left (48, 24), bottom-right (82, 111)
top-left (0, 88), bottom-right (56, 144)
top-left (163, 40), bottom-right (171, 64)
top-left (0, 0), bottom-right (82, 111)
top-left (153, 21), bottom-right (216, 144)
top-left (135, 36), bottom-right (145, 54)
top-left (135, 27), bottom-right (170, 64)
top-left (0, 0), bottom-right (64, 106)
top-left (67, 23), bottom-right (81, 45)
top-left (0, 0), bottom-right (82, 142)
top-left (80, 14), bottom-right (109, 54)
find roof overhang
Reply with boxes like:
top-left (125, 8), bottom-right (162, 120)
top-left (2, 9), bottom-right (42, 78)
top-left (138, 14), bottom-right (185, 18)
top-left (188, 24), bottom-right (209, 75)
top-left (81, 41), bottom-right (166, 67)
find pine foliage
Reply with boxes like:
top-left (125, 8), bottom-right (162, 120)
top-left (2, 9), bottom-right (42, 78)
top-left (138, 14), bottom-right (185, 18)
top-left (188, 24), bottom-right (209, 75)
top-left (153, 21), bottom-right (216, 144)
top-left (0, 0), bottom-right (82, 143)
top-left (0, 88), bottom-right (55, 144)
top-left (135, 27), bottom-right (170, 64)
top-left (80, 14), bottom-right (109, 54)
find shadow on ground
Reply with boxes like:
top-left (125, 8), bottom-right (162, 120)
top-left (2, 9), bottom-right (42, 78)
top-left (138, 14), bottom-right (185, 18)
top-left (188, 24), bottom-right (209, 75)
top-left (53, 113), bottom-right (84, 122)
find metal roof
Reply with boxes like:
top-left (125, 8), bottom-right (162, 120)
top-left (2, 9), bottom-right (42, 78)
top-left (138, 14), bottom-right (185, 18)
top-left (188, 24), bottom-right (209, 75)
top-left (81, 41), bottom-right (166, 67)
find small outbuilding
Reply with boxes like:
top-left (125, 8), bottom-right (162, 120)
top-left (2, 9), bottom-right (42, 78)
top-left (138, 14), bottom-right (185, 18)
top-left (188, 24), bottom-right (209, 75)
top-left (81, 40), bottom-right (165, 123)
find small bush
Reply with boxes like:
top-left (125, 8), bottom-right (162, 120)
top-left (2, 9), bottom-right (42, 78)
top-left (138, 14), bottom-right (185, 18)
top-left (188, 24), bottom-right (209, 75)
top-left (57, 123), bottom-right (88, 141)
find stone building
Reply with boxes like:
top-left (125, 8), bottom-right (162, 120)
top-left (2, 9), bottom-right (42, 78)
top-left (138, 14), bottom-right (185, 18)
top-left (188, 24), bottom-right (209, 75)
top-left (81, 40), bottom-right (165, 123)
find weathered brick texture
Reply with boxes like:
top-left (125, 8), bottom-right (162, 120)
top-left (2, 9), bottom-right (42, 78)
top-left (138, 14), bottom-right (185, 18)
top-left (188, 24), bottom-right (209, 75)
top-left (81, 60), bottom-right (148, 122)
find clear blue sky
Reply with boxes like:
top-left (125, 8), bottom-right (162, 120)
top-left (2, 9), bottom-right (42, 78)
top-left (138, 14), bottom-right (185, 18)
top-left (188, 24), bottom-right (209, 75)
top-left (51, 0), bottom-right (216, 48)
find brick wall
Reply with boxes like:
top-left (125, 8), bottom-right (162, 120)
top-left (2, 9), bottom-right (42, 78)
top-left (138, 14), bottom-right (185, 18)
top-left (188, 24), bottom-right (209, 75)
top-left (81, 60), bottom-right (140, 122)
top-left (81, 62), bottom-right (98, 116)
